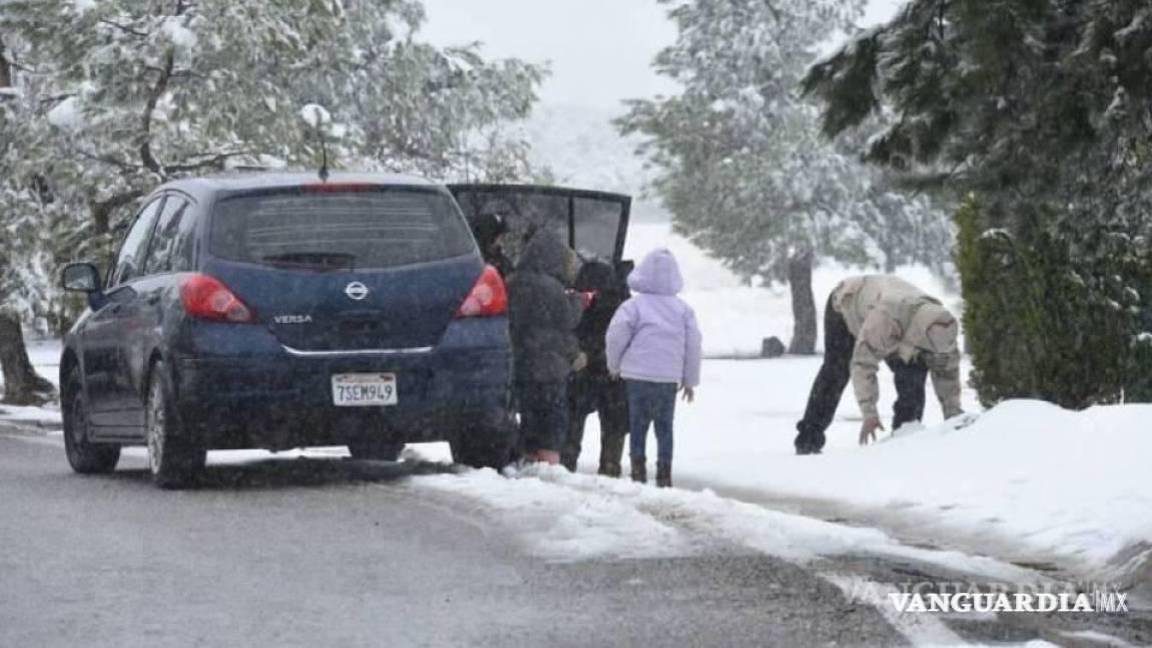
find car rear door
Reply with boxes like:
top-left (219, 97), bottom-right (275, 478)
top-left (200, 185), bottom-right (483, 353)
top-left (447, 184), bottom-right (632, 269)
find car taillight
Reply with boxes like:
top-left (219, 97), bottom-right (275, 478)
top-left (180, 274), bottom-right (256, 323)
top-left (456, 266), bottom-right (507, 318)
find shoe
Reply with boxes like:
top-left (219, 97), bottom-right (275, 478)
top-left (630, 457), bottom-right (647, 484)
top-left (598, 462), bottom-right (622, 478)
top-left (656, 461), bottom-right (672, 488)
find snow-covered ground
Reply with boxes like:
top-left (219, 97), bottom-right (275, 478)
top-left (415, 223), bottom-right (1151, 589)
top-left (3, 223), bottom-right (1148, 590)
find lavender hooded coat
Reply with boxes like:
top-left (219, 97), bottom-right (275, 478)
top-left (605, 249), bottom-right (703, 388)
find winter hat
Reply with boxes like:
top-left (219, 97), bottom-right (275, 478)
top-left (909, 303), bottom-right (959, 354)
top-left (471, 210), bottom-right (510, 250)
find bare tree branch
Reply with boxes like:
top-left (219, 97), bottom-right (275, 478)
top-left (98, 20), bottom-right (149, 38)
top-left (139, 49), bottom-right (175, 176)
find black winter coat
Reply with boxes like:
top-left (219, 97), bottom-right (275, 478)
top-left (573, 260), bottom-right (629, 378)
top-left (507, 231), bottom-right (583, 384)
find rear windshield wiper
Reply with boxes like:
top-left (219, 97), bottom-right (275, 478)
top-left (261, 252), bottom-right (357, 271)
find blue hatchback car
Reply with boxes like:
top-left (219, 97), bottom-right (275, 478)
top-left (59, 173), bottom-right (632, 488)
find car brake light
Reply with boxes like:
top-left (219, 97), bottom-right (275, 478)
top-left (456, 266), bottom-right (507, 318)
top-left (180, 274), bottom-right (256, 323)
top-left (304, 183), bottom-right (376, 193)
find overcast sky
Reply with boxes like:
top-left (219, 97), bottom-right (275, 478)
top-left (419, 0), bottom-right (906, 110)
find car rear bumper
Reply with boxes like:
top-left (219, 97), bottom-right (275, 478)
top-left (171, 318), bottom-right (510, 449)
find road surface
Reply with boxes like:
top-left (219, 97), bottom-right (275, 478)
top-left (1, 431), bottom-right (1148, 647)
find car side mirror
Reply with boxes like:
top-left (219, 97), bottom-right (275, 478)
top-left (61, 262), bottom-right (102, 293)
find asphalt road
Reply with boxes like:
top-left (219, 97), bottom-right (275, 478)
top-left (3, 432), bottom-right (1149, 648)
top-left (0, 434), bottom-right (906, 648)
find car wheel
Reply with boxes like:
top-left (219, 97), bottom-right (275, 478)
top-left (145, 361), bottom-right (206, 489)
top-left (63, 378), bottom-right (121, 474)
top-left (347, 438), bottom-right (404, 461)
top-left (450, 415), bottom-right (514, 470)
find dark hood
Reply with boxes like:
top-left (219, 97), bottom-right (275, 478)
top-left (516, 229), bottom-right (573, 284)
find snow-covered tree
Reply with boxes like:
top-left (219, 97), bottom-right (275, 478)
top-left (617, 0), bottom-right (953, 354)
top-left (1, 30), bottom-right (56, 404)
top-left (804, 0), bottom-right (1152, 405)
top-left (0, 0), bottom-right (546, 401)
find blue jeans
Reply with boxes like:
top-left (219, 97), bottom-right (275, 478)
top-left (626, 380), bottom-right (677, 464)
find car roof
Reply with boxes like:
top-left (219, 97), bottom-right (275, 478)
top-left (155, 171), bottom-right (441, 200)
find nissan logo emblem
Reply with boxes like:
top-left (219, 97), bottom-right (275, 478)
top-left (344, 282), bottom-right (369, 301)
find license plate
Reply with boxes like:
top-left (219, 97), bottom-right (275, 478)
top-left (332, 373), bottom-right (397, 407)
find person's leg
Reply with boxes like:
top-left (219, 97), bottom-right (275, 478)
top-left (597, 380), bottom-right (629, 477)
top-left (889, 357), bottom-right (929, 431)
top-left (626, 380), bottom-right (653, 483)
top-left (537, 381), bottom-right (569, 465)
top-left (653, 383), bottom-right (678, 488)
top-left (795, 295), bottom-right (855, 453)
top-left (516, 382), bottom-right (543, 457)
top-left (561, 375), bottom-right (594, 471)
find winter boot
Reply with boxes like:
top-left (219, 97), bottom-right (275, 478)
top-left (598, 461), bottom-right (622, 478)
top-left (656, 461), bottom-right (672, 488)
top-left (630, 457), bottom-right (647, 484)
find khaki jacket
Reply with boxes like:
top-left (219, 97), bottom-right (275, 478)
top-left (830, 276), bottom-right (963, 420)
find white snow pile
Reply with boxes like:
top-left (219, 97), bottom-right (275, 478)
top-left (559, 352), bottom-right (1152, 587)
top-left (412, 463), bottom-right (1040, 584)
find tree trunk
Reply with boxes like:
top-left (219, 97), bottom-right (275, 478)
top-left (787, 250), bottom-right (817, 355)
top-left (0, 310), bottom-right (55, 405)
top-left (0, 36), bottom-right (11, 89)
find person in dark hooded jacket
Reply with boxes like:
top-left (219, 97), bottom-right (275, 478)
top-left (561, 260), bottom-right (631, 476)
top-left (506, 229), bottom-right (585, 464)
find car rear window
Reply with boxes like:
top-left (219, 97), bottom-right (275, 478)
top-left (209, 188), bottom-right (475, 270)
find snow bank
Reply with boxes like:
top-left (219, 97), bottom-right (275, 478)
top-left (413, 464), bottom-right (1041, 583)
top-left (571, 362), bottom-right (1152, 584)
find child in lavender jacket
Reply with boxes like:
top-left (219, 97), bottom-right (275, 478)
top-left (605, 248), bottom-right (702, 488)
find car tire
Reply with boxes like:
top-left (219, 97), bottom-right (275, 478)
top-left (63, 377), bottom-right (121, 474)
top-left (347, 438), bottom-right (404, 461)
top-left (450, 414), bottom-right (514, 470)
top-left (145, 361), bottom-right (206, 489)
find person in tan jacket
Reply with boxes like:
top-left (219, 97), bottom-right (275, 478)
top-left (794, 275), bottom-right (963, 454)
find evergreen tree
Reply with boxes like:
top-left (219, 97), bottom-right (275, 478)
top-left (617, 0), bottom-right (953, 354)
top-left (804, 0), bottom-right (1152, 405)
